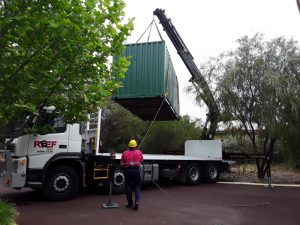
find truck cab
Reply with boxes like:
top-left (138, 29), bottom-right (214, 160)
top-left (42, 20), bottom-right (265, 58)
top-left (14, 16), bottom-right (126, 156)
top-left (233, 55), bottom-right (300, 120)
top-left (0, 111), bottom-right (118, 201)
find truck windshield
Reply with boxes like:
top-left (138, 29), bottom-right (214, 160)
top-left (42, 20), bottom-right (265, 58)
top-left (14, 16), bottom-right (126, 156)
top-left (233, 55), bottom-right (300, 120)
top-left (52, 116), bottom-right (66, 133)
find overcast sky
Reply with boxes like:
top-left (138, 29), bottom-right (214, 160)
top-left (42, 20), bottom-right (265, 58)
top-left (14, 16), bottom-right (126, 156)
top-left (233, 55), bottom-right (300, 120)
top-left (123, 0), bottom-right (300, 121)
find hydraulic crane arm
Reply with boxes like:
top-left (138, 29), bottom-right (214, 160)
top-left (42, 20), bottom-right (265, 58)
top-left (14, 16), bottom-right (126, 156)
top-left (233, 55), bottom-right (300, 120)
top-left (153, 9), bottom-right (200, 80)
top-left (153, 8), bottom-right (220, 139)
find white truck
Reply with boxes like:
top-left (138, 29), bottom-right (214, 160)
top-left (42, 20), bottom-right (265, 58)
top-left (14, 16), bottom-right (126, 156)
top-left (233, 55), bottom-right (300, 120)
top-left (0, 110), bottom-right (229, 201)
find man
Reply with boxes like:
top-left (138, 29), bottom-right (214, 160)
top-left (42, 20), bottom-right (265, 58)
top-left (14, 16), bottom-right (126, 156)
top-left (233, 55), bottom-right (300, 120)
top-left (121, 139), bottom-right (143, 210)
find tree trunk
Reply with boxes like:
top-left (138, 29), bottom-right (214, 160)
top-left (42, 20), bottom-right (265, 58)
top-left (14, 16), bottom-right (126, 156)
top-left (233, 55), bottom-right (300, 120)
top-left (255, 138), bottom-right (276, 179)
top-left (256, 158), bottom-right (266, 179)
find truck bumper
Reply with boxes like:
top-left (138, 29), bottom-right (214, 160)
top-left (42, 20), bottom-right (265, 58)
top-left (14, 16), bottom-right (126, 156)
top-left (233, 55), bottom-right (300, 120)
top-left (0, 150), bottom-right (27, 188)
top-left (1, 173), bottom-right (26, 188)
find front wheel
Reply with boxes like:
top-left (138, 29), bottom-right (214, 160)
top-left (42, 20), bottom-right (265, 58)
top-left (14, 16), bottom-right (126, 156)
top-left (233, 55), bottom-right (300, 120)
top-left (43, 166), bottom-right (79, 201)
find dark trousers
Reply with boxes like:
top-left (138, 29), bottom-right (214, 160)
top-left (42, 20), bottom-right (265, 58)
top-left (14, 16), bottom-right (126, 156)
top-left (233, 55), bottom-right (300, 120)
top-left (124, 167), bottom-right (141, 206)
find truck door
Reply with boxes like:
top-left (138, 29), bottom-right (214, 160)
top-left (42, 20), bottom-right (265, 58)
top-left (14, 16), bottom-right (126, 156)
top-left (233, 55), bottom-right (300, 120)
top-left (27, 117), bottom-right (69, 169)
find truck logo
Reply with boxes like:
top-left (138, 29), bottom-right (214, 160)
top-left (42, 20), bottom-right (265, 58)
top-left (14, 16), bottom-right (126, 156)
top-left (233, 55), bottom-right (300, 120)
top-left (34, 140), bottom-right (57, 149)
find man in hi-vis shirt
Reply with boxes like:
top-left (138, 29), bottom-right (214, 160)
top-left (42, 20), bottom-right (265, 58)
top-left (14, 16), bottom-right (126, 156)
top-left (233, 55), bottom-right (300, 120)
top-left (121, 139), bottom-right (143, 210)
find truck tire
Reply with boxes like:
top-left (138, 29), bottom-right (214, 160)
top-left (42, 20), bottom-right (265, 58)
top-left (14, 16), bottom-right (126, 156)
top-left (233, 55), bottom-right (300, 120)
top-left (104, 166), bottom-right (125, 194)
top-left (204, 163), bottom-right (219, 183)
top-left (186, 162), bottom-right (201, 185)
top-left (43, 166), bottom-right (79, 201)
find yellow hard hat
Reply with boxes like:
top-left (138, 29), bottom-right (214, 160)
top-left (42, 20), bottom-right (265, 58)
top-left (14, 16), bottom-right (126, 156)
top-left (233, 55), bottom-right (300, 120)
top-left (128, 139), bottom-right (137, 148)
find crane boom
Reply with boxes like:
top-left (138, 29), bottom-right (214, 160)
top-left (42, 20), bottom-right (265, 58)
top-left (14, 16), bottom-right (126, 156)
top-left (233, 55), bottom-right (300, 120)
top-left (153, 8), bottom-right (220, 139)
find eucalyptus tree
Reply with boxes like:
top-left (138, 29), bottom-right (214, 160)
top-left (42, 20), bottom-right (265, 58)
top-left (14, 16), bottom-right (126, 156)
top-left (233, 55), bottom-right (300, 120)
top-left (0, 0), bottom-right (133, 142)
top-left (276, 46), bottom-right (300, 163)
top-left (216, 34), bottom-right (300, 178)
top-left (186, 33), bottom-right (299, 177)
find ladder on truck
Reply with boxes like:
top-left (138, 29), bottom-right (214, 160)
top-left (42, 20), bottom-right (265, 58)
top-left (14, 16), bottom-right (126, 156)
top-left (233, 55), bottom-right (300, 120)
top-left (82, 110), bottom-right (102, 154)
top-left (82, 110), bottom-right (111, 180)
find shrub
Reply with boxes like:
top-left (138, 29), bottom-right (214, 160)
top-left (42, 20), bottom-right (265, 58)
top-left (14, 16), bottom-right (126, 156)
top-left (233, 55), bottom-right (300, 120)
top-left (0, 200), bottom-right (19, 225)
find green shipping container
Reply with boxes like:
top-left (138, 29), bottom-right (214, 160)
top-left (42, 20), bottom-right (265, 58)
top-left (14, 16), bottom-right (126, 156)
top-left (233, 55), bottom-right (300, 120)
top-left (112, 41), bottom-right (180, 121)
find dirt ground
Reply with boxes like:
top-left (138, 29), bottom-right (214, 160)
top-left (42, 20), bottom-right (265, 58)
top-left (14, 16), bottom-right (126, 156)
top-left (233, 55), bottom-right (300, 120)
top-left (220, 164), bottom-right (300, 184)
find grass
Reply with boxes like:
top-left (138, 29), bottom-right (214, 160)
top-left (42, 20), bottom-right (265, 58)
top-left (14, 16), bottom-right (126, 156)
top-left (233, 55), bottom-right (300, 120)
top-left (0, 200), bottom-right (19, 225)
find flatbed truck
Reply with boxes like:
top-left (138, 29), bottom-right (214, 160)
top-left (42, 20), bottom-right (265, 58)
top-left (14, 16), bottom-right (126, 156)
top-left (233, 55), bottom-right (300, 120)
top-left (0, 110), bottom-right (230, 201)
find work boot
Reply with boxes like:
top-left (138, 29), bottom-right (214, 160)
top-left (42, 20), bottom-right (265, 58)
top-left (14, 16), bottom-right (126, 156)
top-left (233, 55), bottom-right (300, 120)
top-left (133, 202), bottom-right (139, 210)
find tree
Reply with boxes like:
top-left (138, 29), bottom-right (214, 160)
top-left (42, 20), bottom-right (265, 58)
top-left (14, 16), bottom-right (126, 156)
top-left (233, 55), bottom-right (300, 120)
top-left (276, 49), bottom-right (300, 163)
top-left (141, 116), bottom-right (202, 154)
top-left (215, 34), bottom-right (300, 178)
top-left (100, 104), bottom-right (202, 155)
top-left (0, 0), bottom-right (133, 142)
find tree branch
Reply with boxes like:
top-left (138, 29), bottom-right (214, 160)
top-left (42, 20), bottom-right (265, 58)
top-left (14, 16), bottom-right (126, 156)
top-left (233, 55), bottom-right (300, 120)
top-left (36, 45), bottom-right (83, 113)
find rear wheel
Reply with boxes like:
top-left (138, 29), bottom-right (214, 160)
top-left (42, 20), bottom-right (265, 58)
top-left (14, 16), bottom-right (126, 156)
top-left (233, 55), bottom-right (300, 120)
top-left (43, 166), bottom-right (79, 201)
top-left (186, 162), bottom-right (201, 185)
top-left (204, 163), bottom-right (219, 183)
top-left (104, 166), bottom-right (125, 194)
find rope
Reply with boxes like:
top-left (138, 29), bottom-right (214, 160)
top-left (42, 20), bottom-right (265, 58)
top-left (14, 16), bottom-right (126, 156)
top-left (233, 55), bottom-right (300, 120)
top-left (152, 179), bottom-right (270, 208)
top-left (147, 20), bottom-right (154, 42)
top-left (136, 18), bottom-right (164, 43)
top-left (138, 96), bottom-right (166, 149)
top-left (136, 19), bottom-right (154, 44)
top-left (135, 17), bottom-right (167, 148)
top-left (153, 19), bottom-right (164, 41)
top-left (138, 51), bottom-right (170, 149)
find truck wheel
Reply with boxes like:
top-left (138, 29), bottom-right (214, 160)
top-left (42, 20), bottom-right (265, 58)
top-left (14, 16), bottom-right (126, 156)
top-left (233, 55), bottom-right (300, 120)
top-left (186, 162), bottom-right (201, 185)
top-left (43, 166), bottom-right (79, 201)
top-left (104, 167), bottom-right (125, 194)
top-left (204, 163), bottom-right (219, 183)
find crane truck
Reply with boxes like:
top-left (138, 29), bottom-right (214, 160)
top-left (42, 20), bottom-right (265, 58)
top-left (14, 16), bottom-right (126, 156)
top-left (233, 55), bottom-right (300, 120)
top-left (0, 110), bottom-right (229, 201)
top-left (0, 9), bottom-right (229, 201)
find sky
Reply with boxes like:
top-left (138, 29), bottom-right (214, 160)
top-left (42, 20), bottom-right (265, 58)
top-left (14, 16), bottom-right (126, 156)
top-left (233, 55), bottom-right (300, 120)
top-left (122, 0), bottom-right (300, 121)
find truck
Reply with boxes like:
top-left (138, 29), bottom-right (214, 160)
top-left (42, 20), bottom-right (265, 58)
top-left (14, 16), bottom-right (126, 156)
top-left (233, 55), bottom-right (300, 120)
top-left (0, 110), bottom-right (229, 201)
top-left (0, 9), bottom-right (229, 201)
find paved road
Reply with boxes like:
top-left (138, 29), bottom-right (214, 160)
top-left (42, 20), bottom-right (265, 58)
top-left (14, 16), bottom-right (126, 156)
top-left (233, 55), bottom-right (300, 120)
top-left (1, 182), bottom-right (300, 225)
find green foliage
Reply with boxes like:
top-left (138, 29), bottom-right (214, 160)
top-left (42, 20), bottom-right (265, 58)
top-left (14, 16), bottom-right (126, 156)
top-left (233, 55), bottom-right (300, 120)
top-left (0, 201), bottom-right (18, 225)
top-left (221, 130), bottom-right (253, 153)
top-left (100, 101), bottom-right (146, 153)
top-left (215, 34), bottom-right (300, 154)
top-left (282, 134), bottom-right (300, 163)
top-left (100, 102), bottom-right (202, 154)
top-left (193, 33), bottom-right (300, 177)
top-left (0, 0), bottom-right (133, 140)
top-left (142, 116), bottom-right (202, 154)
